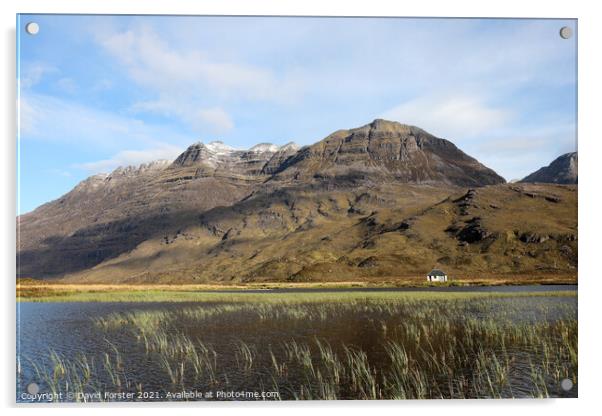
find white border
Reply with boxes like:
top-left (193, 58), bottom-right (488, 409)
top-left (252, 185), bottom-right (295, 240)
top-left (2, 1), bottom-right (601, 415)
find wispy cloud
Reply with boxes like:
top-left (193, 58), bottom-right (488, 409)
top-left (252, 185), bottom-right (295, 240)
top-left (475, 123), bottom-right (575, 159)
top-left (381, 91), bottom-right (575, 182)
top-left (129, 99), bottom-right (234, 134)
top-left (469, 123), bottom-right (576, 181)
top-left (74, 145), bottom-right (182, 173)
top-left (19, 62), bottom-right (57, 88)
top-left (381, 93), bottom-right (511, 140)
top-left (196, 108), bottom-right (234, 133)
top-left (20, 92), bottom-right (192, 151)
top-left (20, 91), bottom-right (192, 175)
top-left (96, 24), bottom-right (304, 134)
top-left (99, 25), bottom-right (302, 101)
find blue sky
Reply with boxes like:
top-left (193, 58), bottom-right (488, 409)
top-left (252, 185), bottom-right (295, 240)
top-left (17, 15), bottom-right (577, 214)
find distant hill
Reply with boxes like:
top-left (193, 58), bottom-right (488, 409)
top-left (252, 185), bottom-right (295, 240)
top-left (521, 152), bottom-right (577, 184)
top-left (17, 120), bottom-right (576, 283)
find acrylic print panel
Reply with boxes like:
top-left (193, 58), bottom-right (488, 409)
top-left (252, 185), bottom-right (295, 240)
top-left (16, 14), bottom-right (577, 402)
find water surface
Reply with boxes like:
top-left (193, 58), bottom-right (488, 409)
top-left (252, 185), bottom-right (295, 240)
top-left (16, 287), bottom-right (577, 401)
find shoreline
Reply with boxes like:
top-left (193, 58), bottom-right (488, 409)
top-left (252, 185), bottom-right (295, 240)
top-left (17, 289), bottom-right (578, 303)
top-left (16, 278), bottom-right (578, 302)
top-left (17, 275), bottom-right (578, 289)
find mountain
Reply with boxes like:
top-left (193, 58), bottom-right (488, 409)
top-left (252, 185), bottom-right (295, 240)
top-left (17, 119), bottom-right (576, 283)
top-left (521, 152), bottom-right (578, 184)
top-left (273, 119), bottom-right (506, 187)
top-left (170, 140), bottom-right (298, 177)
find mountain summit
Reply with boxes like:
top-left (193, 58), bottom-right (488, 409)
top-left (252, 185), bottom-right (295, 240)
top-left (520, 152), bottom-right (577, 184)
top-left (274, 119), bottom-right (505, 187)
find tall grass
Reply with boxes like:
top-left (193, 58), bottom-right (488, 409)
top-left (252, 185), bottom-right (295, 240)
top-left (23, 293), bottom-right (577, 401)
top-left (21, 289), bottom-right (577, 303)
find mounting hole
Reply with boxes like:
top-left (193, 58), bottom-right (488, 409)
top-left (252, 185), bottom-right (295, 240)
top-left (26, 382), bottom-right (40, 395)
top-left (25, 22), bottom-right (39, 35)
top-left (560, 378), bottom-right (574, 391)
top-left (559, 26), bottom-right (572, 39)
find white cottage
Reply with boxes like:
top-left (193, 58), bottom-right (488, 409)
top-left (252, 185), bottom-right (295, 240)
top-left (427, 269), bottom-right (448, 282)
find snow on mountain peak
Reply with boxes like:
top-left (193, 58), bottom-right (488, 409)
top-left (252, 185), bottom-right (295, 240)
top-left (249, 143), bottom-right (280, 153)
top-left (206, 141), bottom-right (236, 154)
top-left (279, 142), bottom-right (300, 152)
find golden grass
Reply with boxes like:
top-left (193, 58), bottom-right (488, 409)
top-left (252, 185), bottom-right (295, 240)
top-left (17, 287), bottom-right (577, 304)
top-left (17, 273), bottom-right (577, 301)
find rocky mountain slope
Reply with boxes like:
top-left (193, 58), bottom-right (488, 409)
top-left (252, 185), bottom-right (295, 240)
top-left (17, 120), bottom-right (577, 283)
top-left (273, 119), bottom-right (505, 187)
top-left (521, 152), bottom-right (578, 184)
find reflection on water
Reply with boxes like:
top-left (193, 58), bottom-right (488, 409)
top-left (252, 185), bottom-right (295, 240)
top-left (17, 287), bottom-right (578, 401)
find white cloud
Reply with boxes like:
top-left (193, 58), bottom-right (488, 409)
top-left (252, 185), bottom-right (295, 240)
top-left (466, 123), bottom-right (576, 182)
top-left (19, 91), bottom-right (194, 173)
top-left (95, 25), bottom-right (304, 134)
top-left (99, 26), bottom-right (300, 101)
top-left (196, 108), bottom-right (234, 133)
top-left (75, 145), bottom-right (183, 174)
top-left (19, 62), bottom-right (57, 88)
top-left (381, 93), bottom-right (511, 140)
top-left (477, 137), bottom-right (550, 154)
top-left (129, 99), bottom-right (234, 134)
top-left (474, 124), bottom-right (575, 162)
top-left (20, 92), bottom-right (192, 151)
top-left (380, 92), bottom-right (576, 182)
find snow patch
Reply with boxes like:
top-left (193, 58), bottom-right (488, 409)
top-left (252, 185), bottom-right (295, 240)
top-left (249, 143), bottom-right (280, 153)
top-left (206, 141), bottom-right (237, 155)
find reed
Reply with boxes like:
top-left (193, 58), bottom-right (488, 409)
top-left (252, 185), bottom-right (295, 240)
top-left (23, 292), bottom-right (577, 401)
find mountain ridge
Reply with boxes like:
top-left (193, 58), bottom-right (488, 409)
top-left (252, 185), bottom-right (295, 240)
top-left (271, 119), bottom-right (505, 187)
top-left (17, 119), bottom-right (576, 283)
top-left (45, 119), bottom-right (508, 208)
top-left (69, 118), bottom-right (506, 191)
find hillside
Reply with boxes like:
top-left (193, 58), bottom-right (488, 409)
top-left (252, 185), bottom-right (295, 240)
top-left (17, 120), bottom-right (577, 283)
top-left (52, 182), bottom-right (575, 283)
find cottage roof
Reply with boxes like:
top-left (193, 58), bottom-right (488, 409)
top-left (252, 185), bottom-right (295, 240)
top-left (427, 269), bottom-right (446, 276)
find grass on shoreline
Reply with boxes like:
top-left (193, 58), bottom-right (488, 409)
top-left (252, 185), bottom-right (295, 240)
top-left (18, 289), bottom-right (577, 303)
top-left (17, 275), bottom-right (577, 302)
